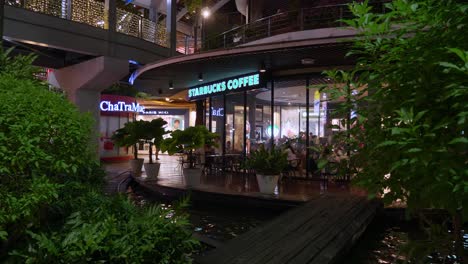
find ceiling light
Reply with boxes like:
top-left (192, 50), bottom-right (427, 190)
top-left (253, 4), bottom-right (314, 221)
top-left (260, 62), bottom-right (266, 73)
top-left (198, 73), bottom-right (203, 82)
top-left (201, 7), bottom-right (211, 18)
top-left (301, 58), bottom-right (315, 65)
top-left (169, 81), bottom-right (174, 90)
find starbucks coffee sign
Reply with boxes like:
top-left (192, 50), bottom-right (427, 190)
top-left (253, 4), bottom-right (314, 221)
top-left (188, 72), bottom-right (264, 100)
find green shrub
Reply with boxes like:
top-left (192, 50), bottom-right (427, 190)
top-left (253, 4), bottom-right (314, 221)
top-left (244, 145), bottom-right (288, 175)
top-left (0, 49), bottom-right (199, 263)
top-left (0, 75), bottom-right (96, 179)
top-left (12, 193), bottom-right (199, 263)
top-left (323, 0), bottom-right (467, 260)
top-left (0, 53), bottom-right (98, 253)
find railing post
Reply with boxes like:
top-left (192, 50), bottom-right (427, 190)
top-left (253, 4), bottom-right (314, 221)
top-left (138, 18), bottom-right (143, 39)
top-left (223, 33), bottom-right (226, 48)
top-left (242, 26), bottom-right (246, 43)
top-left (299, 8), bottom-right (304, 31)
top-left (67, 0), bottom-right (72, 20)
top-left (339, 6), bottom-right (343, 27)
top-left (267, 18), bottom-right (271, 37)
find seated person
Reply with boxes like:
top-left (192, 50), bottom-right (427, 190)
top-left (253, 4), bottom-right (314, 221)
top-left (285, 145), bottom-right (300, 173)
top-left (285, 145), bottom-right (297, 161)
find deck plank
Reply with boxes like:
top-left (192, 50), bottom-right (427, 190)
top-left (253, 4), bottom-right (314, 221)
top-left (203, 196), bottom-right (348, 264)
top-left (196, 195), bottom-right (380, 264)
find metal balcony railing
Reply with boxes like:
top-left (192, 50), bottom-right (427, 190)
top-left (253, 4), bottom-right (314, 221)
top-left (5, 0), bottom-right (168, 47)
top-left (200, 1), bottom-right (389, 52)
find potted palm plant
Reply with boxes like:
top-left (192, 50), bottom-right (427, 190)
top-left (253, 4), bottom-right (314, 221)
top-left (141, 118), bottom-right (168, 178)
top-left (112, 120), bottom-right (147, 176)
top-left (244, 145), bottom-right (288, 194)
top-left (161, 126), bottom-right (218, 187)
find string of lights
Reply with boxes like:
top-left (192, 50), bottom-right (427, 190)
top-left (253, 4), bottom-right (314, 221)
top-left (16, 0), bottom-right (167, 46)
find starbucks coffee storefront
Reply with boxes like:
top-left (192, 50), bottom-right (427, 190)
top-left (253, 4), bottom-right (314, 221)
top-left (190, 72), bottom-right (344, 178)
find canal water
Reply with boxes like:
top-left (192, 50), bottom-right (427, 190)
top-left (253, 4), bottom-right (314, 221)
top-left (131, 184), bottom-right (466, 263)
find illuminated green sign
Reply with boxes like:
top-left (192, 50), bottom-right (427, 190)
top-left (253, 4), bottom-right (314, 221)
top-left (188, 72), bottom-right (263, 100)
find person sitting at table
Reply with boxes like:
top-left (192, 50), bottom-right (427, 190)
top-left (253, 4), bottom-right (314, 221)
top-left (284, 144), bottom-right (300, 176)
top-left (285, 144), bottom-right (297, 161)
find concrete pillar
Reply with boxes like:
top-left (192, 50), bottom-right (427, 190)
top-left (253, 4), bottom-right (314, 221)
top-left (149, 0), bottom-right (159, 22)
top-left (105, 0), bottom-right (117, 57)
top-left (166, 0), bottom-right (177, 56)
top-left (104, 0), bottom-right (116, 31)
top-left (48, 56), bottom-right (129, 150)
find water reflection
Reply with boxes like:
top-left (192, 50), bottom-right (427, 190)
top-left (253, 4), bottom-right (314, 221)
top-left (130, 184), bottom-right (467, 263)
top-left (130, 184), bottom-right (277, 243)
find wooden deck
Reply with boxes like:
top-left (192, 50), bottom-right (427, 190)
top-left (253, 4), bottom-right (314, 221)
top-left (195, 195), bottom-right (381, 264)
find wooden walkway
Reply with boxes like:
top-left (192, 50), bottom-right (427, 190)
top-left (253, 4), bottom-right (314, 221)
top-left (196, 195), bottom-right (381, 264)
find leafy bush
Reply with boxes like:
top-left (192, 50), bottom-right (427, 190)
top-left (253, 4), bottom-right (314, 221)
top-left (0, 50), bottom-right (97, 253)
top-left (12, 193), bottom-right (199, 263)
top-left (244, 145), bottom-right (287, 175)
top-left (0, 49), bottom-right (200, 262)
top-left (323, 0), bottom-right (467, 260)
top-left (0, 75), bottom-right (96, 179)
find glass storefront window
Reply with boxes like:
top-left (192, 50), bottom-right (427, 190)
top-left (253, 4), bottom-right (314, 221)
top-left (248, 86), bottom-right (271, 153)
top-left (306, 89), bottom-right (327, 139)
top-left (210, 95), bottom-right (224, 154)
top-left (205, 98), bottom-right (210, 129)
top-left (225, 93), bottom-right (244, 154)
top-left (273, 80), bottom-right (307, 144)
top-left (196, 75), bottom-right (349, 178)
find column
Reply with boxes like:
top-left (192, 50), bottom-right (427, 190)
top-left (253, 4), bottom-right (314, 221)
top-left (105, 0), bottom-right (117, 57)
top-left (166, 0), bottom-right (177, 56)
top-left (48, 56), bottom-right (129, 151)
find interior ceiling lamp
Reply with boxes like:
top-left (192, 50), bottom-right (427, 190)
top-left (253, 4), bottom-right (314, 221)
top-left (198, 73), bottom-right (203, 82)
top-left (169, 81), bottom-right (174, 90)
top-left (260, 62), bottom-right (266, 73)
top-left (301, 58), bottom-right (315, 65)
top-left (201, 7), bottom-right (211, 18)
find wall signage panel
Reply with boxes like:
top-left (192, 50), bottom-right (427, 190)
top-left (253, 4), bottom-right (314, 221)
top-left (100, 101), bottom-right (145, 113)
top-left (100, 94), bottom-right (142, 116)
top-left (187, 72), bottom-right (265, 100)
top-left (141, 109), bottom-right (187, 115)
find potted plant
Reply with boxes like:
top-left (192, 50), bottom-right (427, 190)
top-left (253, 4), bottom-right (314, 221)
top-left (112, 120), bottom-right (147, 176)
top-left (161, 126), bottom-right (218, 187)
top-left (244, 145), bottom-right (288, 194)
top-left (141, 118), bottom-right (168, 178)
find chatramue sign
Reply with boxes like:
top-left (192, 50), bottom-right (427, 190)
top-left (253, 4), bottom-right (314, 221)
top-left (100, 94), bottom-right (142, 116)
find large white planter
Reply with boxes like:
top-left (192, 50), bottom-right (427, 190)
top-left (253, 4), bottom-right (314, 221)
top-left (183, 168), bottom-right (202, 187)
top-left (144, 162), bottom-right (160, 179)
top-left (130, 158), bottom-right (144, 176)
top-left (256, 174), bottom-right (280, 194)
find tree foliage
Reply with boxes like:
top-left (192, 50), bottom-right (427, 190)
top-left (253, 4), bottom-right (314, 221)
top-left (322, 0), bottom-right (467, 260)
top-left (112, 120), bottom-right (148, 160)
top-left (0, 48), bottom-right (200, 262)
top-left (161, 126), bottom-right (219, 168)
top-left (141, 118), bottom-right (169, 164)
